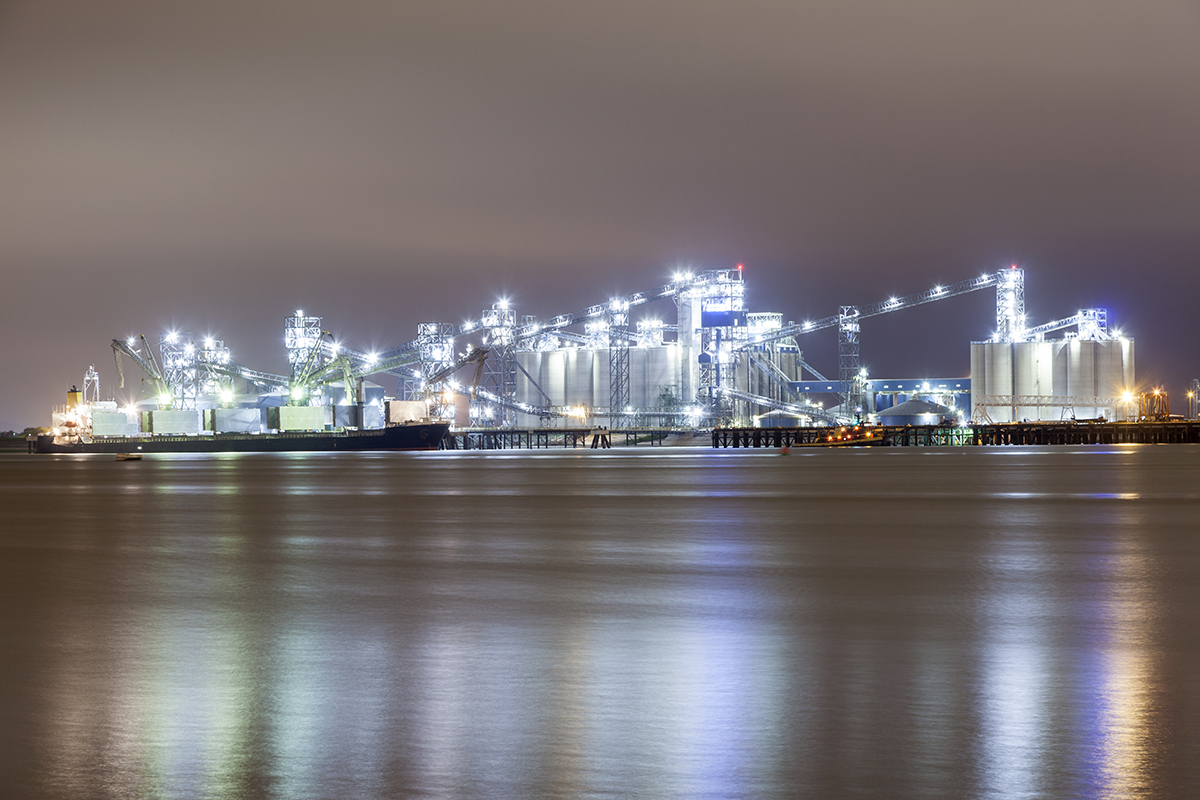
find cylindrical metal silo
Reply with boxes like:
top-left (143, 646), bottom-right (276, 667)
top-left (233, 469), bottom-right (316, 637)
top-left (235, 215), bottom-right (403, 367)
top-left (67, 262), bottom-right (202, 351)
top-left (1095, 338), bottom-right (1136, 420)
top-left (1051, 341), bottom-right (1069, 398)
top-left (565, 349), bottom-right (594, 407)
top-left (542, 350), bottom-right (566, 406)
top-left (1122, 338), bottom-right (1135, 390)
top-left (630, 347), bottom-right (675, 408)
top-left (591, 349), bottom-right (609, 409)
top-left (1012, 342), bottom-right (1039, 420)
top-left (1068, 341), bottom-right (1096, 395)
top-left (516, 352), bottom-right (541, 406)
top-left (970, 343), bottom-right (988, 420)
top-left (988, 342), bottom-right (1014, 422)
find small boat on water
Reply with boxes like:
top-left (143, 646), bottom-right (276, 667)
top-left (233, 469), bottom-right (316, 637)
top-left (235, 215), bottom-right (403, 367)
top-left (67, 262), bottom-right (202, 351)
top-left (115, 452), bottom-right (143, 461)
top-left (795, 425), bottom-right (885, 447)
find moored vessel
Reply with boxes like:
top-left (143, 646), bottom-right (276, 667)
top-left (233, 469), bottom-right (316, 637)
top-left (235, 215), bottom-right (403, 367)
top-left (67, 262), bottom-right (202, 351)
top-left (794, 425), bottom-right (885, 447)
top-left (35, 421), bottom-right (449, 454)
top-left (37, 384), bottom-right (450, 454)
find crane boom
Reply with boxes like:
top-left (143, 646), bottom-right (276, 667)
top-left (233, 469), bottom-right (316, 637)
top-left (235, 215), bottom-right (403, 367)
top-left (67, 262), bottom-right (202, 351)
top-left (110, 337), bottom-right (172, 402)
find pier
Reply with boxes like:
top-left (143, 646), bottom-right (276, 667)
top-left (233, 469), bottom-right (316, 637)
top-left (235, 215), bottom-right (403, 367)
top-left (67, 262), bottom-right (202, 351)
top-left (441, 428), bottom-right (674, 450)
top-left (712, 421), bottom-right (1200, 448)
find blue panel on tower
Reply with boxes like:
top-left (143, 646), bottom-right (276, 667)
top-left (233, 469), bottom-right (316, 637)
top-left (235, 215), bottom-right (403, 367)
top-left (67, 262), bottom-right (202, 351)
top-left (701, 310), bottom-right (746, 328)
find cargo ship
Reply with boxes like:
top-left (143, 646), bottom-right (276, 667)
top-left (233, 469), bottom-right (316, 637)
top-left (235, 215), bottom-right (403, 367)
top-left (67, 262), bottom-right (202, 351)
top-left (34, 421), bottom-right (449, 454)
top-left (35, 386), bottom-right (450, 454)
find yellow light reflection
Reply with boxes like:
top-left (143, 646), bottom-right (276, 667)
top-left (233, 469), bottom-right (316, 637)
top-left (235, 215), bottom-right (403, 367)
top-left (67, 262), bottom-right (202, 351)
top-left (1097, 540), bottom-right (1160, 799)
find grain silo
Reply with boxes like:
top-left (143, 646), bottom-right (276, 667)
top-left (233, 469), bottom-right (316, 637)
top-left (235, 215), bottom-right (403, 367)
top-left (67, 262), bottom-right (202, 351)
top-left (971, 312), bottom-right (1134, 422)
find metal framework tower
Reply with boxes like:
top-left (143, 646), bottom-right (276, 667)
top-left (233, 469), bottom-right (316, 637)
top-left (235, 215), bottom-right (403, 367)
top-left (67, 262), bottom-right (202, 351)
top-left (160, 331), bottom-right (199, 409)
top-left (284, 311), bottom-right (323, 380)
top-left (608, 298), bottom-right (630, 428)
top-left (995, 268), bottom-right (1026, 342)
top-left (198, 337), bottom-right (232, 396)
top-left (83, 365), bottom-right (100, 404)
top-left (690, 269), bottom-right (745, 421)
top-left (1076, 308), bottom-right (1107, 341)
top-left (1190, 378), bottom-right (1199, 420)
top-left (698, 329), bottom-right (717, 405)
top-left (417, 322), bottom-right (456, 420)
top-left (476, 303), bottom-right (516, 426)
top-left (636, 319), bottom-right (664, 347)
top-left (838, 307), bottom-right (861, 416)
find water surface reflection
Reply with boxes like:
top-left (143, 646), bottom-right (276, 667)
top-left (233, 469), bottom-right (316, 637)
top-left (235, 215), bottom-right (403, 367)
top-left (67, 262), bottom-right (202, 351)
top-left (2, 446), bottom-right (1199, 798)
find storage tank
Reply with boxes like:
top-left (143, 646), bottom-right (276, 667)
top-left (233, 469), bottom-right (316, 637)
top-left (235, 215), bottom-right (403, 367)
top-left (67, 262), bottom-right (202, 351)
top-left (970, 343), bottom-right (988, 415)
top-left (1012, 342), bottom-right (1053, 420)
top-left (565, 349), bottom-right (595, 407)
top-left (515, 351), bottom-right (548, 407)
top-left (592, 351), bottom-right (610, 408)
top-left (878, 398), bottom-right (957, 426)
top-left (1067, 341), bottom-right (1097, 398)
top-left (1096, 338), bottom-right (1135, 398)
top-left (972, 342), bottom-right (1015, 422)
top-left (630, 347), bottom-right (676, 408)
top-left (976, 336), bottom-right (1135, 423)
top-left (540, 350), bottom-right (566, 405)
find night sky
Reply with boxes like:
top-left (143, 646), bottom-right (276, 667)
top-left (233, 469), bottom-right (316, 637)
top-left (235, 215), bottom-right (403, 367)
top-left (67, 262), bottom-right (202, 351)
top-left (2, 1), bottom-right (1198, 429)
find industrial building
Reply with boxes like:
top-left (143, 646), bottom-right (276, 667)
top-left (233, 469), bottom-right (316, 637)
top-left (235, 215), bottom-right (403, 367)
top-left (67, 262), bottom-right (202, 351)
top-left (62, 265), bottom-right (1136, 440)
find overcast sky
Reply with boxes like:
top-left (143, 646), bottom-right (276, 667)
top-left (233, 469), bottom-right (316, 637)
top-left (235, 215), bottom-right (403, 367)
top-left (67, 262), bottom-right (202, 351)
top-left (2, 0), bottom-right (1198, 428)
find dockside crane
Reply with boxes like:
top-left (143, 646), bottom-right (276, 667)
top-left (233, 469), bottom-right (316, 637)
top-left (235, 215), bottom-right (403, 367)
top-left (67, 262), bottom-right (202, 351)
top-left (111, 336), bottom-right (174, 408)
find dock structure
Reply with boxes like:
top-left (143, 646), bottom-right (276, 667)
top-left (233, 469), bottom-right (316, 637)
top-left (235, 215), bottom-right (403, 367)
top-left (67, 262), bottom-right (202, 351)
top-left (441, 428), bottom-right (674, 450)
top-left (711, 427), bottom-right (856, 448)
top-left (712, 421), bottom-right (1200, 448)
top-left (970, 420), bottom-right (1200, 445)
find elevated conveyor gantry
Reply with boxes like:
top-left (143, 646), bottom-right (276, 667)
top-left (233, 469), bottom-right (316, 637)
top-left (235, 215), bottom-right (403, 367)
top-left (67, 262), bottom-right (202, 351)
top-left (735, 268), bottom-right (1026, 415)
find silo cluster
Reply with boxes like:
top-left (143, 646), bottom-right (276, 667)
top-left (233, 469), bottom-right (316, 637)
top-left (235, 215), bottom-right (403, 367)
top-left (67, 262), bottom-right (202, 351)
top-left (970, 338), bottom-right (1135, 422)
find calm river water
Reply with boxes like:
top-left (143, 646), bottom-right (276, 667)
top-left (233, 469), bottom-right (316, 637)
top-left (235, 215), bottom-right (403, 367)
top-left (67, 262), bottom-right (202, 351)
top-left (2, 445), bottom-right (1199, 799)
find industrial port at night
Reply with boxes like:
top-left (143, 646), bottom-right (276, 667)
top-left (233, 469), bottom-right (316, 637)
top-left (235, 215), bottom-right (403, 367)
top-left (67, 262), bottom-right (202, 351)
top-left (43, 264), bottom-right (1200, 451)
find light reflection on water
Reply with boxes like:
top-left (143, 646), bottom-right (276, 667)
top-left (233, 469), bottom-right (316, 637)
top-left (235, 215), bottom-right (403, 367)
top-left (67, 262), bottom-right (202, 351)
top-left (2, 445), bottom-right (1200, 798)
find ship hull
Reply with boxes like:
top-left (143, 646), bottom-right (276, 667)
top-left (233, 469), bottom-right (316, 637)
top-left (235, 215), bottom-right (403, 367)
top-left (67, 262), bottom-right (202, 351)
top-left (35, 423), bottom-right (450, 454)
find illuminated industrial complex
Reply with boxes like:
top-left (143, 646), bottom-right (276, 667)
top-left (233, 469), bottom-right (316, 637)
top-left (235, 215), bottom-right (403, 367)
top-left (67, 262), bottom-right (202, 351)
top-left (53, 266), bottom-right (1139, 439)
